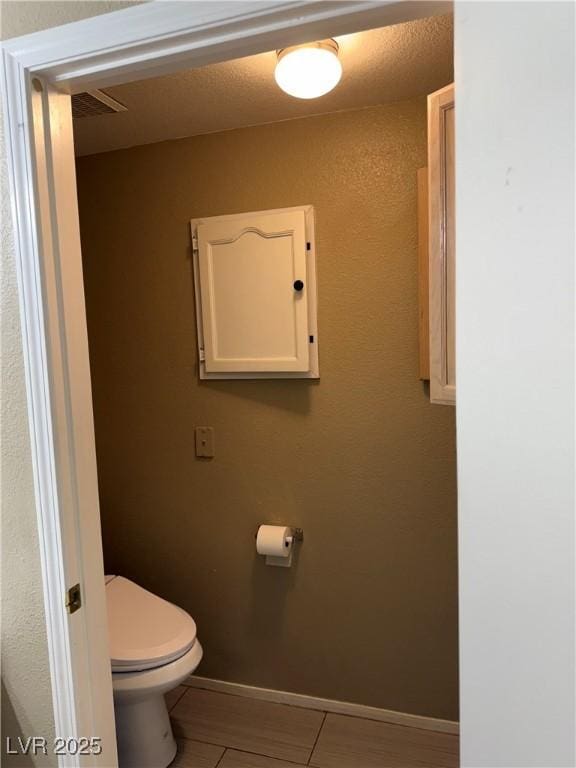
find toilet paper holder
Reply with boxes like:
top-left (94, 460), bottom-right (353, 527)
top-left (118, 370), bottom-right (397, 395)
top-left (254, 526), bottom-right (304, 542)
top-left (292, 527), bottom-right (304, 542)
top-left (255, 525), bottom-right (304, 567)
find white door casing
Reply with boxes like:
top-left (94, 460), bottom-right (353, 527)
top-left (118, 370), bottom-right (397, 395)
top-left (3, 68), bottom-right (117, 768)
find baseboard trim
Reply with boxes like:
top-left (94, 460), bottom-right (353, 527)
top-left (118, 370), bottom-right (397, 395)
top-left (184, 675), bottom-right (459, 735)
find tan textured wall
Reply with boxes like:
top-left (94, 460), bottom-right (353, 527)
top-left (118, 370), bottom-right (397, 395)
top-left (77, 99), bottom-right (458, 720)
top-left (0, 2), bottom-right (145, 764)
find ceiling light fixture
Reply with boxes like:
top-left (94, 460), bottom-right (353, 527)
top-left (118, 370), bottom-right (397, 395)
top-left (275, 40), bottom-right (342, 99)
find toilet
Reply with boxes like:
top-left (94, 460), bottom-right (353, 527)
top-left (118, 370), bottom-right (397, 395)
top-left (105, 575), bottom-right (203, 768)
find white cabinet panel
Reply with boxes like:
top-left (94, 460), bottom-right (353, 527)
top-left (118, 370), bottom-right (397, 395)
top-left (191, 206), bottom-right (319, 379)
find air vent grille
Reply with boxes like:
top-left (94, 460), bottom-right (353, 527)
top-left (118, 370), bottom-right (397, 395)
top-left (72, 89), bottom-right (127, 119)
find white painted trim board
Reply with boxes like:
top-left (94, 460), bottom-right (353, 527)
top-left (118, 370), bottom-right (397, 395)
top-left (185, 675), bottom-right (459, 735)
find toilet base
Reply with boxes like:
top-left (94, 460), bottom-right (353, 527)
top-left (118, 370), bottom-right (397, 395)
top-left (114, 694), bottom-right (177, 768)
top-left (112, 641), bottom-right (203, 767)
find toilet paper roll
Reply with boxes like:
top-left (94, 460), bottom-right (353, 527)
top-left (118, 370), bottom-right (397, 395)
top-left (256, 525), bottom-right (293, 558)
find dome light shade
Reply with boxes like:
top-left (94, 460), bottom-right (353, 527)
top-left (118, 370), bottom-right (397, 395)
top-left (275, 40), bottom-right (342, 99)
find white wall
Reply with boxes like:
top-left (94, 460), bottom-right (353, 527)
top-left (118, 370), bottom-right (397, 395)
top-left (456, 2), bottom-right (575, 766)
top-left (0, 3), bottom-right (145, 765)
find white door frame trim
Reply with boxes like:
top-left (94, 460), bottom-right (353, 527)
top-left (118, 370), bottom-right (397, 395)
top-left (2, 2), bottom-right (451, 764)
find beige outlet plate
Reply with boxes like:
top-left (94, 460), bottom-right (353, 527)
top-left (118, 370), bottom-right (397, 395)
top-left (195, 426), bottom-right (215, 458)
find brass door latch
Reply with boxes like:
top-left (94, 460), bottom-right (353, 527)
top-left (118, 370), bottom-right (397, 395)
top-left (66, 583), bottom-right (82, 614)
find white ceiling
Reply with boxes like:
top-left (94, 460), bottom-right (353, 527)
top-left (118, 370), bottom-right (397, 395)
top-left (73, 14), bottom-right (453, 157)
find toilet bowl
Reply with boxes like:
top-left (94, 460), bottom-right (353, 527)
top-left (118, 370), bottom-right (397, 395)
top-left (105, 575), bottom-right (202, 768)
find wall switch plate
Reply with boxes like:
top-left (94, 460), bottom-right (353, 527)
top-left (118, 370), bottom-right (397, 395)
top-left (195, 427), bottom-right (215, 458)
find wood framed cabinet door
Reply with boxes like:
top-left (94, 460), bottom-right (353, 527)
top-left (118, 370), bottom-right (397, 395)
top-left (191, 206), bottom-right (319, 379)
top-left (428, 83), bottom-right (455, 405)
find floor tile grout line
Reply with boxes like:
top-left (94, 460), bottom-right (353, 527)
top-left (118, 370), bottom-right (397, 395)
top-left (306, 711), bottom-right (327, 767)
top-left (173, 731), bottom-right (311, 765)
top-left (213, 747), bottom-right (227, 768)
top-left (173, 731), bottom-right (233, 753)
top-left (221, 747), bottom-right (313, 767)
top-left (168, 686), bottom-right (189, 713)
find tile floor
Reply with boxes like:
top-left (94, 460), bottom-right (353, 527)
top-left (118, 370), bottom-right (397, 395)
top-left (166, 686), bottom-right (459, 768)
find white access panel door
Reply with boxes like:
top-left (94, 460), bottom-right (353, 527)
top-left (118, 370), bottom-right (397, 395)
top-left (192, 207), bottom-right (318, 377)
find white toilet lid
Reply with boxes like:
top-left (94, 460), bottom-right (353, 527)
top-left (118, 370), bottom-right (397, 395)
top-left (105, 576), bottom-right (197, 672)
